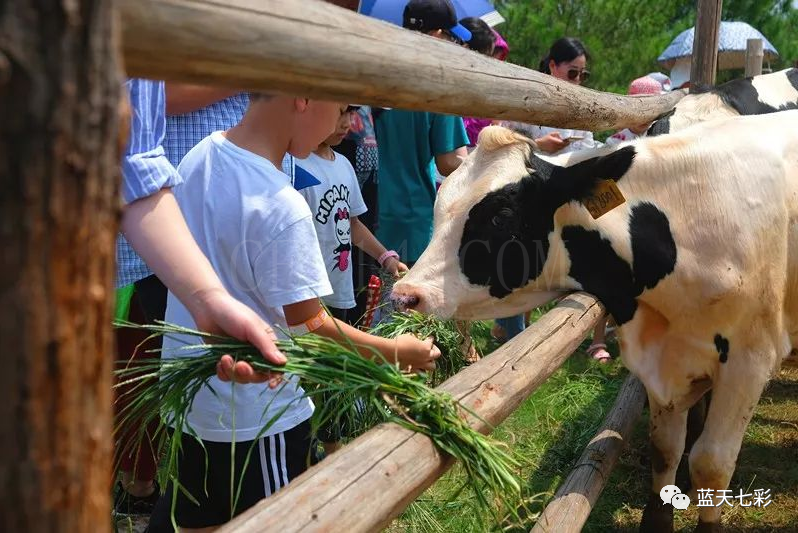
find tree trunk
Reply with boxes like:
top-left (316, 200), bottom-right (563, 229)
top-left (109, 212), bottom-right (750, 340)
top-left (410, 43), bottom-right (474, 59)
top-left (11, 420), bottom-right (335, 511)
top-left (0, 1), bottom-right (121, 530)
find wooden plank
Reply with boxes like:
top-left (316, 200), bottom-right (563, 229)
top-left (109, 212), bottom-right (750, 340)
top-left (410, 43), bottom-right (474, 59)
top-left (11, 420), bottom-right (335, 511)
top-left (218, 293), bottom-right (604, 533)
top-left (690, 0), bottom-right (723, 88)
top-left (744, 38), bottom-right (764, 77)
top-left (531, 375), bottom-right (646, 533)
top-left (118, 0), bottom-right (684, 131)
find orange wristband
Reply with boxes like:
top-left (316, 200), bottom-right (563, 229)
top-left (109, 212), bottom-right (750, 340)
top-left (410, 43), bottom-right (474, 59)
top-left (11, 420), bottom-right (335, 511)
top-left (288, 308), bottom-right (329, 336)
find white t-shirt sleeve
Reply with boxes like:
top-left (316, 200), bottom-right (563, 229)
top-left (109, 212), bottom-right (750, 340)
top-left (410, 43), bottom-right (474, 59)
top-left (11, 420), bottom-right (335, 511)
top-left (251, 215), bottom-right (333, 308)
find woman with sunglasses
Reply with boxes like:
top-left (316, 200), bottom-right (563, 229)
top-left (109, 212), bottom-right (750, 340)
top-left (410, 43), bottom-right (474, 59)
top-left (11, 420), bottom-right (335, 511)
top-left (504, 37), bottom-right (600, 155)
top-left (495, 37), bottom-right (606, 350)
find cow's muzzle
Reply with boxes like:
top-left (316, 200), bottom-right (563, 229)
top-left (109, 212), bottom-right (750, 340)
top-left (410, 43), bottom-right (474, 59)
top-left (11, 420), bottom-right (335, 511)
top-left (390, 293), bottom-right (420, 312)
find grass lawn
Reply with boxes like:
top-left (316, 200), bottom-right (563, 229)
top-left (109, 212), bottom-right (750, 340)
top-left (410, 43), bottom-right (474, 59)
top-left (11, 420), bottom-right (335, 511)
top-left (389, 327), bottom-right (798, 532)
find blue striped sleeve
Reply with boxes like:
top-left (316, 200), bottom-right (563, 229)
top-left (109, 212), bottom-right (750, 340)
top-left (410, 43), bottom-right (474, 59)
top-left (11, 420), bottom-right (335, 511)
top-left (121, 79), bottom-right (183, 203)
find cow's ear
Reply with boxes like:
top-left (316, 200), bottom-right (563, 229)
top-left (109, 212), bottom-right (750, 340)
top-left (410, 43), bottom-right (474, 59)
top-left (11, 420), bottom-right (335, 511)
top-left (545, 145), bottom-right (636, 205)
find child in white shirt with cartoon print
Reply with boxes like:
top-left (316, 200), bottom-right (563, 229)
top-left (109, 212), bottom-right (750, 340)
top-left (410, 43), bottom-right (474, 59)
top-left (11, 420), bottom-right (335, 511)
top-left (297, 107), bottom-right (407, 324)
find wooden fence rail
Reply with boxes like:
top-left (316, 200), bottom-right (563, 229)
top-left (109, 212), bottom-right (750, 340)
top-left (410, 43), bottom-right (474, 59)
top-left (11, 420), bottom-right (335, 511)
top-left (218, 293), bottom-right (604, 532)
top-left (119, 0), bottom-right (683, 132)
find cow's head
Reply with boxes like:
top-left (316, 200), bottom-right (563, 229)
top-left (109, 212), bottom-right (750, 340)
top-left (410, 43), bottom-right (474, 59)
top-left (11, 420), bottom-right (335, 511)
top-left (392, 126), bottom-right (636, 319)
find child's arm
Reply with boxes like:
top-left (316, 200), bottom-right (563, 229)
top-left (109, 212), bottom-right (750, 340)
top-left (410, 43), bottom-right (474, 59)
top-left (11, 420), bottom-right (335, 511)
top-left (284, 298), bottom-right (439, 372)
top-left (350, 216), bottom-right (408, 277)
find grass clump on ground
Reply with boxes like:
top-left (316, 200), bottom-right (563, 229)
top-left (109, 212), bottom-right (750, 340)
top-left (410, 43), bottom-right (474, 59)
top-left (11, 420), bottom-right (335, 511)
top-left (388, 333), bottom-right (628, 532)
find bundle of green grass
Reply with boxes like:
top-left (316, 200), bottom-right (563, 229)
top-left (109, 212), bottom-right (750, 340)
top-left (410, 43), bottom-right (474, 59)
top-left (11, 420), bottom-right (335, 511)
top-left (370, 310), bottom-right (482, 387)
top-left (114, 321), bottom-right (520, 522)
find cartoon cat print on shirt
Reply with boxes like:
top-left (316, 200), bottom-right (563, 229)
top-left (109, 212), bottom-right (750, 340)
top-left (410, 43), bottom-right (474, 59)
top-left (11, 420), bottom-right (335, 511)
top-left (314, 184), bottom-right (352, 272)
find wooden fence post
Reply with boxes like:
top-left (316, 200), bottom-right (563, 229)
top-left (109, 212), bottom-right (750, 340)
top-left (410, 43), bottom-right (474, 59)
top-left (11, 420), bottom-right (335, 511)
top-left (690, 0), bottom-right (723, 89)
top-left (745, 38), bottom-right (764, 77)
top-left (0, 1), bottom-right (121, 530)
top-left (531, 375), bottom-right (647, 533)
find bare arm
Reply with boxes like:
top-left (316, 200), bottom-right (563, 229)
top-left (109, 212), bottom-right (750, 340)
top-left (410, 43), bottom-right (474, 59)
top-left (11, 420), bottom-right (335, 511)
top-left (283, 299), bottom-right (438, 371)
top-left (350, 216), bottom-right (387, 260)
top-left (122, 189), bottom-right (286, 373)
top-left (351, 217), bottom-right (407, 277)
top-left (165, 83), bottom-right (239, 116)
top-left (434, 146), bottom-right (468, 176)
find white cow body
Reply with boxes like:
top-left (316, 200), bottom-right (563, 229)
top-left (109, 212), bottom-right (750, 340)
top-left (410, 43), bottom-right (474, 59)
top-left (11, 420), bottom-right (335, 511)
top-left (393, 110), bottom-right (798, 530)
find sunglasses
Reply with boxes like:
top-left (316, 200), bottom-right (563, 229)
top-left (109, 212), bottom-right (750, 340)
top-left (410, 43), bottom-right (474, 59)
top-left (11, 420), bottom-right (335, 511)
top-left (567, 68), bottom-right (591, 82)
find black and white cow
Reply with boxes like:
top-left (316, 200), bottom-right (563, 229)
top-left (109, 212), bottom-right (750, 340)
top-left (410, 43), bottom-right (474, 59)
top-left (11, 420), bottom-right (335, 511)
top-left (392, 111), bottom-right (798, 532)
top-left (648, 67), bottom-right (798, 136)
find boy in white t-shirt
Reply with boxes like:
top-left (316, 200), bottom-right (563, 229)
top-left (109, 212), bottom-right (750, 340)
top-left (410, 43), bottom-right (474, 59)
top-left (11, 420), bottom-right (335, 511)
top-left (297, 107), bottom-right (407, 323)
top-left (157, 94), bottom-right (440, 531)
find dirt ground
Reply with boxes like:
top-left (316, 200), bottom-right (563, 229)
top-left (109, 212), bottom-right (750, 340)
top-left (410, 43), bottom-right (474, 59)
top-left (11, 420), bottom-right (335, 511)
top-left (589, 364), bottom-right (798, 532)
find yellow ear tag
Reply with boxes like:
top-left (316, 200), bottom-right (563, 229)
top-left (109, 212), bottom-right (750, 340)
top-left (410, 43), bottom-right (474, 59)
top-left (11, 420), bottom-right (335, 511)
top-left (582, 180), bottom-right (626, 219)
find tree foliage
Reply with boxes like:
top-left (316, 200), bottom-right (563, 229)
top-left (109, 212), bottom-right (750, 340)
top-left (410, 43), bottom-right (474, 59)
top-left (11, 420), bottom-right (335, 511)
top-left (495, 0), bottom-right (798, 94)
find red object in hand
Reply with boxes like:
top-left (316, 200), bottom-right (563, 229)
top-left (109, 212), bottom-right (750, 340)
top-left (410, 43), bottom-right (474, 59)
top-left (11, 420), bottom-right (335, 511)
top-left (360, 275), bottom-right (382, 330)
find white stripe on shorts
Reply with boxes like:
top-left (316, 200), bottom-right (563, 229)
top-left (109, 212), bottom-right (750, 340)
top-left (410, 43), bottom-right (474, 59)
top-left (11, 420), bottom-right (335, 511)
top-left (279, 432), bottom-right (289, 486)
top-left (269, 435), bottom-right (281, 491)
top-left (258, 438), bottom-right (272, 497)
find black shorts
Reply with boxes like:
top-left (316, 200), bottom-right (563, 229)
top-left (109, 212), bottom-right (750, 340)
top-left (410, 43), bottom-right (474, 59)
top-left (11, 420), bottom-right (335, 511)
top-left (148, 419), bottom-right (312, 530)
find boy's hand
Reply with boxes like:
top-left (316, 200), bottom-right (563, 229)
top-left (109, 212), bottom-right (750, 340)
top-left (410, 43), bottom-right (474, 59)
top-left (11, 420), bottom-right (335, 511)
top-left (189, 287), bottom-right (285, 385)
top-left (383, 257), bottom-right (409, 278)
top-left (393, 334), bottom-right (441, 373)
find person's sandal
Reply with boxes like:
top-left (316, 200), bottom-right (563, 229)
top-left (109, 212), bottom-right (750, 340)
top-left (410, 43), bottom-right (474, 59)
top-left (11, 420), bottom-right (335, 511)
top-left (587, 343), bottom-right (611, 364)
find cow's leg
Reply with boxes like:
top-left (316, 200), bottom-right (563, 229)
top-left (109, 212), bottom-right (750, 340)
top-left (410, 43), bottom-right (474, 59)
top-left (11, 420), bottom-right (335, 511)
top-left (688, 355), bottom-right (771, 532)
top-left (639, 395), bottom-right (688, 533)
top-left (676, 391), bottom-right (711, 491)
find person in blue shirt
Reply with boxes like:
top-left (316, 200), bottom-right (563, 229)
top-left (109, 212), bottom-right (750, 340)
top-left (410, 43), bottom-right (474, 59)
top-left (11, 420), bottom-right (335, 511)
top-left (374, 0), bottom-right (470, 265)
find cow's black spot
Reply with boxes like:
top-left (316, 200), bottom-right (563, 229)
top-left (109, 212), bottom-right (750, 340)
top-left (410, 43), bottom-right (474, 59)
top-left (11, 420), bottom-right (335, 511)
top-left (647, 108), bottom-right (675, 137)
top-left (630, 203), bottom-right (677, 291)
top-left (788, 68), bottom-right (798, 92)
top-left (562, 226), bottom-right (639, 324)
top-left (714, 334), bottom-right (729, 363)
top-left (458, 146), bottom-right (637, 298)
top-left (704, 73), bottom-right (798, 115)
top-left (459, 174), bottom-right (553, 298)
top-left (563, 203), bottom-right (676, 325)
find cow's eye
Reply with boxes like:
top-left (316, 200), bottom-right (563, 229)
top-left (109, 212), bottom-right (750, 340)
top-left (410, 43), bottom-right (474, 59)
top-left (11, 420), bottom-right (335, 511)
top-left (491, 215), bottom-right (504, 227)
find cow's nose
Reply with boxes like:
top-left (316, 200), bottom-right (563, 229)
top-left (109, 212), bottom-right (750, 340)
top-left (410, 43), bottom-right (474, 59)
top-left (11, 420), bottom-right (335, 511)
top-left (392, 294), bottom-right (420, 311)
top-left (390, 292), bottom-right (420, 312)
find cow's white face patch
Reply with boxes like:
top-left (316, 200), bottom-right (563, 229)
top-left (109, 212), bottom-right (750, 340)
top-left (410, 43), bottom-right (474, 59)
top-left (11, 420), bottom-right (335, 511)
top-left (394, 127), bottom-right (544, 318)
top-left (393, 127), bottom-right (641, 319)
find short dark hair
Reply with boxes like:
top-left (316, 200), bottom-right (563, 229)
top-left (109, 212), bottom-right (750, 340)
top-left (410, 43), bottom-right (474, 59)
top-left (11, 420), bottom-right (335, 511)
top-left (539, 37), bottom-right (590, 74)
top-left (459, 17), bottom-right (496, 56)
